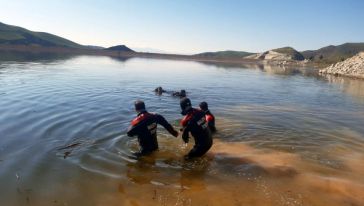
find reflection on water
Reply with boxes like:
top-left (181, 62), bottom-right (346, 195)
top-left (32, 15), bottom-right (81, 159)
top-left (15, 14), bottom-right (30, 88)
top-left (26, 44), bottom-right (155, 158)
top-left (261, 64), bottom-right (318, 77)
top-left (0, 56), bottom-right (364, 205)
top-left (322, 74), bottom-right (364, 103)
top-left (199, 61), bottom-right (318, 77)
top-left (0, 50), bottom-right (133, 64)
top-left (0, 50), bottom-right (76, 62)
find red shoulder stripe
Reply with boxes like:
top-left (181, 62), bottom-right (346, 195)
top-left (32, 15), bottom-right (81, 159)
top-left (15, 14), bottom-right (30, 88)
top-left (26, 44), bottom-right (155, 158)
top-left (181, 109), bottom-right (199, 127)
top-left (206, 114), bottom-right (214, 122)
top-left (181, 114), bottom-right (192, 127)
top-left (131, 113), bottom-right (152, 126)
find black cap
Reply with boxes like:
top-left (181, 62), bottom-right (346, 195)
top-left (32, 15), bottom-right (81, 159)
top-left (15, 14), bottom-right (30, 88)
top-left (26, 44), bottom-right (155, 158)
top-left (199, 101), bottom-right (208, 111)
top-left (180, 97), bottom-right (192, 115)
top-left (134, 100), bottom-right (146, 111)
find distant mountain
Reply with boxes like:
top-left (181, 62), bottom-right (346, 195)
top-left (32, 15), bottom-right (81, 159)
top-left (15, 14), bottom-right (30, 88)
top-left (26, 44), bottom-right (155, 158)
top-left (131, 47), bottom-right (168, 53)
top-left (272, 47), bottom-right (305, 60)
top-left (85, 45), bottom-right (105, 50)
top-left (245, 47), bottom-right (304, 61)
top-left (194, 50), bottom-right (255, 59)
top-left (2, 21), bottom-right (364, 65)
top-left (0, 22), bottom-right (83, 48)
top-left (105, 45), bottom-right (134, 52)
top-left (301, 43), bottom-right (364, 63)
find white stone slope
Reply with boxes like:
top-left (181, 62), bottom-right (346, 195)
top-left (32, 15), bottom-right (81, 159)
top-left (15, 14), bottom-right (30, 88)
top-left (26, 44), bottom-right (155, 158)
top-left (245, 50), bottom-right (297, 61)
top-left (319, 52), bottom-right (364, 79)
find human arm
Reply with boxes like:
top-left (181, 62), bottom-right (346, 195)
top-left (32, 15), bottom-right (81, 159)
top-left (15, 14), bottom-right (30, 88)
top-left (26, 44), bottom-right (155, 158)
top-left (156, 114), bottom-right (178, 137)
top-left (206, 114), bottom-right (216, 132)
top-left (181, 127), bottom-right (190, 143)
top-left (181, 116), bottom-right (193, 143)
top-left (127, 125), bottom-right (137, 137)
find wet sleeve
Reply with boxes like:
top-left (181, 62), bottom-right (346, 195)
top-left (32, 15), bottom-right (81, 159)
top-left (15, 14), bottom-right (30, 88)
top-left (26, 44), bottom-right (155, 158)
top-left (182, 127), bottom-right (190, 143)
top-left (156, 114), bottom-right (178, 137)
top-left (180, 117), bottom-right (192, 143)
top-left (208, 123), bottom-right (216, 133)
top-left (127, 125), bottom-right (137, 137)
top-left (206, 114), bottom-right (216, 132)
top-left (207, 120), bottom-right (215, 131)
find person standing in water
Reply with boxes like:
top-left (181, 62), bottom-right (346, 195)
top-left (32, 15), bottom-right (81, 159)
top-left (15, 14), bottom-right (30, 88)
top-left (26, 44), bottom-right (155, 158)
top-left (127, 100), bottom-right (179, 157)
top-left (199, 101), bottom-right (216, 133)
top-left (180, 98), bottom-right (213, 160)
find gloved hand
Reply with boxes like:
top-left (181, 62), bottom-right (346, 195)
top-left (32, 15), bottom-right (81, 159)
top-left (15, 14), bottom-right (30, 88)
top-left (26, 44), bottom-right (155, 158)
top-left (172, 130), bottom-right (179, 137)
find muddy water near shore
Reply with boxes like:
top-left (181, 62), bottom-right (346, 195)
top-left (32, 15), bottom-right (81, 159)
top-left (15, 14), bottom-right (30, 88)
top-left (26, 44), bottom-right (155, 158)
top-left (0, 55), bottom-right (364, 206)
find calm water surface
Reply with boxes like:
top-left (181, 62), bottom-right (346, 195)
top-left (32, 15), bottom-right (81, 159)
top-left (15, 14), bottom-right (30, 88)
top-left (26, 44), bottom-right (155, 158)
top-left (0, 55), bottom-right (364, 206)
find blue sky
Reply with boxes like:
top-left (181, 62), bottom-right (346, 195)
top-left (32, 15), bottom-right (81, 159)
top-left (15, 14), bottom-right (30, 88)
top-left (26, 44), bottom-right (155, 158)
top-left (0, 0), bottom-right (363, 54)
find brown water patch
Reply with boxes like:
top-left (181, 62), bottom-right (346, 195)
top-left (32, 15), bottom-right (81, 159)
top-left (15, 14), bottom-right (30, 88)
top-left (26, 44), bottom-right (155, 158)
top-left (12, 139), bottom-right (364, 206)
top-left (4, 136), bottom-right (364, 206)
top-left (0, 133), bottom-right (358, 206)
top-left (211, 140), bottom-right (301, 170)
top-left (299, 174), bottom-right (364, 206)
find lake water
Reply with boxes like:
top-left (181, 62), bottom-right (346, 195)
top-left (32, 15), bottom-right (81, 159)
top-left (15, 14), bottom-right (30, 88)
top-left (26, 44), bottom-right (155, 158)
top-left (0, 54), bottom-right (364, 206)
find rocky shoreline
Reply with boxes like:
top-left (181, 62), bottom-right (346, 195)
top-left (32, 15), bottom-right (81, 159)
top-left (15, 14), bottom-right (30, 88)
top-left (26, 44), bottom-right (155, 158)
top-left (319, 52), bottom-right (364, 79)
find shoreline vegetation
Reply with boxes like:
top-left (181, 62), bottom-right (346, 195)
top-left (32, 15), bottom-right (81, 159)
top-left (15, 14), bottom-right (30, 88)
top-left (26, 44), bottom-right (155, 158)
top-left (1, 21), bottom-right (363, 78)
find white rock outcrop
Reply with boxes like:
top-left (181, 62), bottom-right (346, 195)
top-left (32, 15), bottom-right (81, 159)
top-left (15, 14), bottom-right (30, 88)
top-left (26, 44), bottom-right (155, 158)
top-left (245, 50), bottom-right (302, 61)
top-left (319, 52), bottom-right (364, 79)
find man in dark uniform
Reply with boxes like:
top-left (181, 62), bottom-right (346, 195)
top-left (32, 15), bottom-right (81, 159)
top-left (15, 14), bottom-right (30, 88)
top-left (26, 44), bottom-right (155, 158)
top-left (127, 100), bottom-right (178, 157)
top-left (154, 87), bottom-right (187, 98)
top-left (199, 101), bottom-right (216, 133)
top-left (180, 98), bottom-right (213, 160)
top-left (154, 86), bottom-right (166, 95)
top-left (172, 89), bottom-right (186, 98)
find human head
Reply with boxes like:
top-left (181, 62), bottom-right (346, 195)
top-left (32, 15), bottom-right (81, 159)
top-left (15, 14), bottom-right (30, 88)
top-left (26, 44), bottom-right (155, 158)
top-left (134, 100), bottom-right (146, 113)
top-left (199, 101), bottom-right (208, 111)
top-left (180, 90), bottom-right (186, 98)
top-left (180, 97), bottom-right (192, 115)
top-left (155, 86), bottom-right (163, 93)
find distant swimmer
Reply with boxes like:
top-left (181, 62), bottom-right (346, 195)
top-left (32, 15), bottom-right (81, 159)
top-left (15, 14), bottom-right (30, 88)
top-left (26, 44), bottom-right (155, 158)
top-left (154, 86), bottom-right (166, 95)
top-left (154, 87), bottom-right (187, 98)
top-left (127, 100), bottom-right (179, 158)
top-left (180, 98), bottom-right (213, 160)
top-left (172, 89), bottom-right (186, 98)
top-left (199, 101), bottom-right (216, 133)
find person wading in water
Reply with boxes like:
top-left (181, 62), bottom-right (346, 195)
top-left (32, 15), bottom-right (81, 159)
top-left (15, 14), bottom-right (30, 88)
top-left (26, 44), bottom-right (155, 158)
top-left (180, 98), bottom-right (213, 160)
top-left (199, 101), bottom-right (216, 133)
top-left (127, 100), bottom-right (178, 158)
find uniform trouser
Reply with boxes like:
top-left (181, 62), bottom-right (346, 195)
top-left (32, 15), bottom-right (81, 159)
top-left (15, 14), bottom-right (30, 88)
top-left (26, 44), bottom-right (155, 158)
top-left (187, 142), bottom-right (212, 159)
top-left (133, 147), bottom-right (157, 158)
top-left (136, 137), bottom-right (158, 157)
